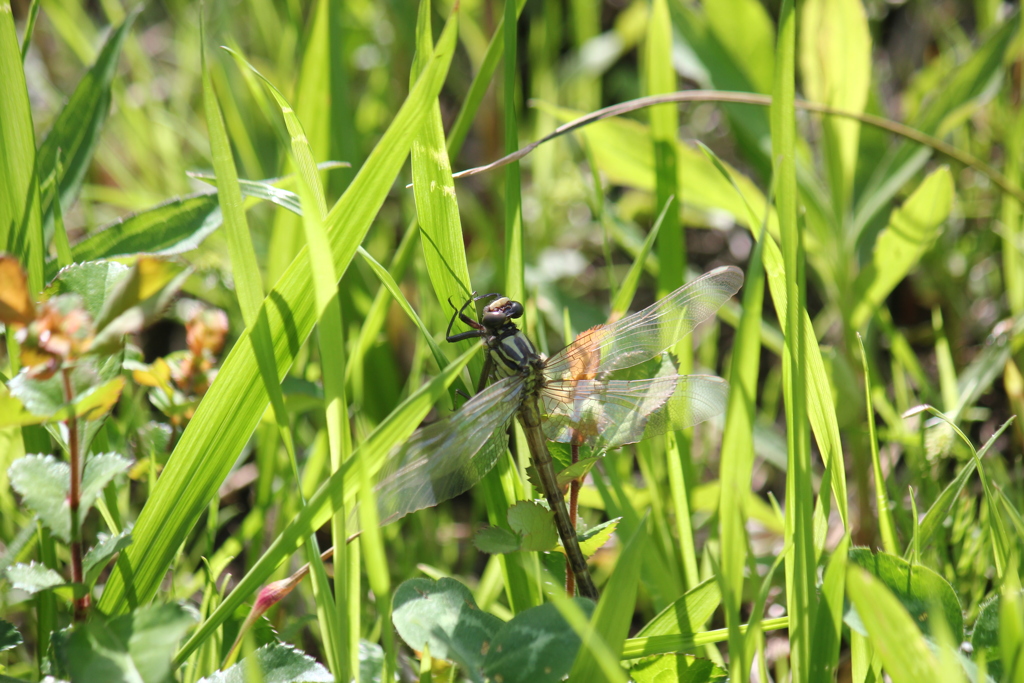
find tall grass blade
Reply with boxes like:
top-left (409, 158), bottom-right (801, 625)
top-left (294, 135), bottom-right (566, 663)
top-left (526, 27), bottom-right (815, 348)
top-left (97, 14), bottom-right (460, 615)
top-left (0, 0), bottom-right (43, 293)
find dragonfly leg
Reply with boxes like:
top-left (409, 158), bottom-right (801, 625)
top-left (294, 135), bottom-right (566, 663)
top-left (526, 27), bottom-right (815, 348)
top-left (446, 293), bottom-right (486, 340)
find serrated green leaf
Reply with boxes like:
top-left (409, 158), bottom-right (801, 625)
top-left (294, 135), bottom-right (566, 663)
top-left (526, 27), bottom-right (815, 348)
top-left (507, 500), bottom-right (558, 552)
top-left (630, 654), bottom-right (729, 682)
top-left (473, 526), bottom-right (522, 554)
top-left (91, 258), bottom-right (190, 353)
top-left (80, 453), bottom-right (131, 515)
top-left (44, 194), bottom-right (222, 282)
top-left (483, 599), bottom-right (596, 683)
top-left (392, 577), bottom-right (504, 671)
top-left (83, 527), bottom-right (133, 588)
top-left (197, 643), bottom-right (332, 683)
top-left (7, 455), bottom-right (69, 541)
top-left (5, 561), bottom-right (65, 595)
top-left (37, 12), bottom-right (136, 235)
top-left (66, 603), bottom-right (197, 683)
top-left (8, 453), bottom-right (129, 542)
top-left (0, 619), bottom-right (21, 653)
top-left (45, 261), bottom-right (129, 319)
top-left (846, 549), bottom-right (964, 641)
top-left (555, 457), bottom-right (600, 488)
top-left (576, 518), bottom-right (618, 558)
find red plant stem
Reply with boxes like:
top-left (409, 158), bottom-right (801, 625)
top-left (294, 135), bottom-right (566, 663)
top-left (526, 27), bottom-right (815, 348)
top-left (62, 368), bottom-right (89, 621)
top-left (566, 440), bottom-right (581, 597)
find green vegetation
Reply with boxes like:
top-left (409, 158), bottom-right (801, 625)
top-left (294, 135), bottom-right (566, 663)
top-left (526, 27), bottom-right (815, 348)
top-left (2, 0), bottom-right (1023, 681)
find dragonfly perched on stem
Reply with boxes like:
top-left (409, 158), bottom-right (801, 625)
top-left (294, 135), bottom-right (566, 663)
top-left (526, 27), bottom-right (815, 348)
top-left (372, 265), bottom-right (744, 599)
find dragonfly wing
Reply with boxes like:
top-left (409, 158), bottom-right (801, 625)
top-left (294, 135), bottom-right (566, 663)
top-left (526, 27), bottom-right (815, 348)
top-left (374, 376), bottom-right (525, 527)
top-left (544, 265), bottom-right (743, 380)
top-left (541, 375), bottom-right (728, 450)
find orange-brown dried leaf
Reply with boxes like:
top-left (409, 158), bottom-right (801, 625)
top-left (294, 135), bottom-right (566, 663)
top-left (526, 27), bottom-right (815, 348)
top-left (185, 307), bottom-right (229, 356)
top-left (0, 255), bottom-right (36, 325)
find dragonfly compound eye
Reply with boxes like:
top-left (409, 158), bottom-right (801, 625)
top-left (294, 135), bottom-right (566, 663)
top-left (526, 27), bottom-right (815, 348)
top-left (506, 301), bottom-right (524, 319)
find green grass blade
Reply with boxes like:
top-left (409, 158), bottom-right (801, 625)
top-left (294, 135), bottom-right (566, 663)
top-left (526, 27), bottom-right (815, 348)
top-left (445, 0), bottom-right (527, 158)
top-left (502, 0), bottom-right (524, 302)
top-left (201, 23), bottom-right (264, 325)
top-left (0, 0), bottom-right (43, 294)
top-left (772, 1), bottom-right (817, 681)
top-left (846, 566), bottom-right (947, 683)
top-left (568, 521), bottom-right (647, 682)
top-left (718, 211), bottom-right (767, 682)
top-left (635, 576), bottom-right (721, 638)
top-left (809, 536), bottom-right (849, 680)
top-left (409, 0), bottom-right (473, 337)
top-left (610, 196), bottom-right (672, 318)
top-left (857, 335), bottom-right (898, 555)
top-left (798, 0), bottom-right (870, 213)
top-left (173, 344), bottom-right (480, 666)
top-left (97, 15), bottom-right (460, 615)
top-left (36, 10), bottom-right (137, 241)
top-left (850, 167), bottom-right (954, 329)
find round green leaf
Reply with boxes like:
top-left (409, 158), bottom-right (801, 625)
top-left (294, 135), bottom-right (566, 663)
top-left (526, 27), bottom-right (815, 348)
top-left (392, 577), bottom-right (504, 672)
top-left (482, 598), bottom-right (596, 683)
top-left (847, 548), bottom-right (964, 640)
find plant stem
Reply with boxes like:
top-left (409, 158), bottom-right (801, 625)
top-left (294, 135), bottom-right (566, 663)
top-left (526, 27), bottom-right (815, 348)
top-left (62, 368), bottom-right (88, 620)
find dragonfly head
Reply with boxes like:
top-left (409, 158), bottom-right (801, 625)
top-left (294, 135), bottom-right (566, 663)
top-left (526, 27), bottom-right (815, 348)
top-left (481, 297), bottom-right (524, 330)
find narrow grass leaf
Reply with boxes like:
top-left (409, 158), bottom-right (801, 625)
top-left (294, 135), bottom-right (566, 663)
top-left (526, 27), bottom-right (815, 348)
top-left (569, 521), bottom-right (647, 682)
top-left (846, 565), bottom-right (945, 683)
top-left (37, 10), bottom-right (137, 235)
top-left (798, 0), bottom-right (870, 211)
top-left (0, 0), bottom-right (43, 293)
top-left (173, 343), bottom-right (480, 665)
top-left (610, 196), bottom-right (672, 318)
top-left (98, 16), bottom-right (460, 615)
top-left (408, 0), bottom-right (474, 371)
top-left (850, 167), bottom-right (954, 329)
top-left (635, 576), bottom-right (721, 638)
top-left (809, 535), bottom-right (849, 681)
top-left (201, 19), bottom-right (263, 325)
top-left (446, 0), bottom-right (527, 158)
top-left (772, 1), bottom-right (818, 681)
top-left (853, 13), bottom-right (1019, 239)
top-left (857, 335), bottom-right (898, 554)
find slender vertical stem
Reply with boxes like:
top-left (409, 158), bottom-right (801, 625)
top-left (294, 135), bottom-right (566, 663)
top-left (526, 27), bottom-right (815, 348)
top-left (566, 441), bottom-right (581, 596)
top-left (62, 368), bottom-right (89, 620)
top-left (520, 401), bottom-right (597, 600)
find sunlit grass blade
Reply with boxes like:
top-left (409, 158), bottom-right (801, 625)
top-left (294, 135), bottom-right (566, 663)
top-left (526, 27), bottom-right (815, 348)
top-left (772, 1), bottom-right (817, 681)
top-left (36, 10), bottom-right (137, 242)
top-left (97, 14), bottom-right (460, 615)
top-left (568, 521), bottom-right (647, 682)
top-left (0, 0), bottom-right (43, 293)
top-left (173, 343), bottom-right (481, 666)
top-left (857, 335), bottom-right (897, 555)
top-left (846, 566), bottom-right (949, 683)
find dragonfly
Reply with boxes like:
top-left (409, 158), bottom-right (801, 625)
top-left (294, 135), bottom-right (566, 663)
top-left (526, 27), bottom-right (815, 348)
top-left (372, 265), bottom-right (744, 599)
